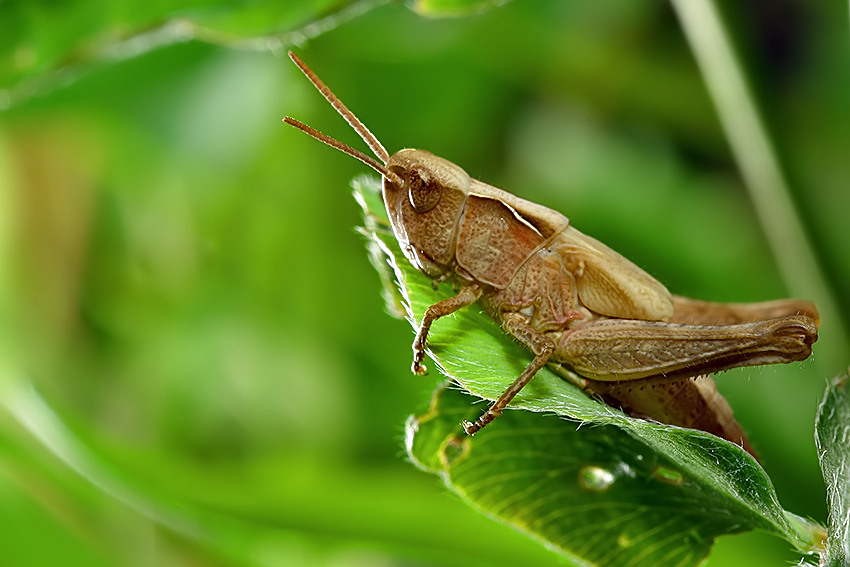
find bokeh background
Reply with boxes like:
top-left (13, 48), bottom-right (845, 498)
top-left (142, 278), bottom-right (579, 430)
top-left (1, 0), bottom-right (848, 565)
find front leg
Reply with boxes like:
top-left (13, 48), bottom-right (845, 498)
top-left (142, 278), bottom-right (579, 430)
top-left (555, 314), bottom-right (818, 382)
top-left (412, 283), bottom-right (482, 375)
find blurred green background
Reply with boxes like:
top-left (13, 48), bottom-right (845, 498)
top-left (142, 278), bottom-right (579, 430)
top-left (1, 0), bottom-right (848, 565)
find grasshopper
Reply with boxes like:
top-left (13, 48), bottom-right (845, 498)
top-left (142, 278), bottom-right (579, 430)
top-left (284, 52), bottom-right (818, 454)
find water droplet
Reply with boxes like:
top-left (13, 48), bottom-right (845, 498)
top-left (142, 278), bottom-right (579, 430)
top-left (652, 466), bottom-right (684, 485)
top-left (614, 462), bottom-right (635, 478)
top-left (579, 466), bottom-right (615, 492)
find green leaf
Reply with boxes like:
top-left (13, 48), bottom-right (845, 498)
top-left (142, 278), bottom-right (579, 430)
top-left (0, 0), bottom-right (376, 102)
top-left (353, 175), bottom-right (825, 565)
top-left (408, 384), bottom-right (756, 567)
top-left (816, 372), bottom-right (850, 566)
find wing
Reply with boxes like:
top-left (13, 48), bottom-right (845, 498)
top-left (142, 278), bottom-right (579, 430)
top-left (553, 226), bottom-right (673, 321)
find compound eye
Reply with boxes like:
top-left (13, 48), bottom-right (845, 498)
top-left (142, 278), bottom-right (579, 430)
top-left (407, 166), bottom-right (442, 213)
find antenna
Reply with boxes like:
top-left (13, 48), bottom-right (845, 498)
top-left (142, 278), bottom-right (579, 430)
top-left (283, 117), bottom-right (403, 187)
top-left (287, 51), bottom-right (390, 164)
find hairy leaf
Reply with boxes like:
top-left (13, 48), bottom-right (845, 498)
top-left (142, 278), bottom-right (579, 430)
top-left (816, 372), bottom-right (850, 566)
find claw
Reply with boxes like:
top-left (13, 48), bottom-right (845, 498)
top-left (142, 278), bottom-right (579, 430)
top-left (412, 361), bottom-right (428, 375)
top-left (412, 350), bottom-right (428, 375)
top-left (463, 407), bottom-right (500, 435)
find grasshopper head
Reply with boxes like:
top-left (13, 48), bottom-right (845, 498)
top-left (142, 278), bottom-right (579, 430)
top-left (284, 52), bottom-right (470, 281)
top-left (383, 149), bottom-right (470, 278)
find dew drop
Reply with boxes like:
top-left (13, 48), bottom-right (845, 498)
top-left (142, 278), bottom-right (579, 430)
top-left (578, 466), bottom-right (615, 492)
top-left (652, 466), bottom-right (684, 485)
top-left (614, 462), bottom-right (635, 478)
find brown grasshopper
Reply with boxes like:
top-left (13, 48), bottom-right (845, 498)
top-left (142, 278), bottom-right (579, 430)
top-left (284, 52), bottom-right (818, 454)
